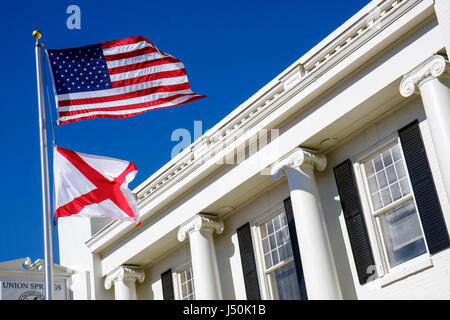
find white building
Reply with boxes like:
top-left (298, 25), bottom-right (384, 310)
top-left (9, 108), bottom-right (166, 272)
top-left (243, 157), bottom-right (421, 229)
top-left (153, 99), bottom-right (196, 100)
top-left (0, 258), bottom-right (73, 300)
top-left (58, 0), bottom-right (450, 300)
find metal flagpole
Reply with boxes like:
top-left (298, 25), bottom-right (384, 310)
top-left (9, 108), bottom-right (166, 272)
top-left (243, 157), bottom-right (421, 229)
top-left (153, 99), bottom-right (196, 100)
top-left (33, 29), bottom-right (55, 300)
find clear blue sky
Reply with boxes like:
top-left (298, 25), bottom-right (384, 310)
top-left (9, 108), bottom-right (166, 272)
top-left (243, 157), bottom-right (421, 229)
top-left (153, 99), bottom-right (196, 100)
top-left (0, 0), bottom-right (367, 264)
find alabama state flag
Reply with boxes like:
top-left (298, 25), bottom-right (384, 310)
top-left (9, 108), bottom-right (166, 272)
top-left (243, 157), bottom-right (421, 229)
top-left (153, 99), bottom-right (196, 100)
top-left (53, 146), bottom-right (140, 223)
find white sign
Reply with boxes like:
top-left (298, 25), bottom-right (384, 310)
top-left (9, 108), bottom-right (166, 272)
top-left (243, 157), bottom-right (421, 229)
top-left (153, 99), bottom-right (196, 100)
top-left (0, 279), bottom-right (67, 300)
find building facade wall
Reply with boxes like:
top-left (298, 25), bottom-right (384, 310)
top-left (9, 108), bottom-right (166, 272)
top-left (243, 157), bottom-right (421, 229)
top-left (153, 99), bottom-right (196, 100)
top-left (57, 0), bottom-right (450, 300)
top-left (136, 97), bottom-right (450, 300)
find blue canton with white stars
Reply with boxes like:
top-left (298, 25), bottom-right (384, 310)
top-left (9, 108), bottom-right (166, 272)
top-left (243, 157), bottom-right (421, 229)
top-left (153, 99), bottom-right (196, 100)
top-left (47, 44), bottom-right (112, 95)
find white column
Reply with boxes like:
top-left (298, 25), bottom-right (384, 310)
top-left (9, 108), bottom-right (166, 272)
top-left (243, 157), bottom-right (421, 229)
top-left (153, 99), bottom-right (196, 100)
top-left (178, 214), bottom-right (224, 300)
top-left (400, 54), bottom-right (450, 201)
top-left (104, 265), bottom-right (145, 300)
top-left (271, 147), bottom-right (342, 300)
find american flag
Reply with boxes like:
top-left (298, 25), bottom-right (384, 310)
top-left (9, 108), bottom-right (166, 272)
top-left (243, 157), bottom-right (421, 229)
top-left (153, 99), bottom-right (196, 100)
top-left (46, 36), bottom-right (205, 125)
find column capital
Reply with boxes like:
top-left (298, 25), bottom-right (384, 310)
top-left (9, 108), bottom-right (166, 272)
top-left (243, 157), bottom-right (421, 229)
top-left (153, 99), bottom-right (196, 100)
top-left (400, 54), bottom-right (449, 97)
top-left (104, 265), bottom-right (145, 290)
top-left (177, 214), bottom-right (224, 242)
top-left (271, 147), bottom-right (327, 181)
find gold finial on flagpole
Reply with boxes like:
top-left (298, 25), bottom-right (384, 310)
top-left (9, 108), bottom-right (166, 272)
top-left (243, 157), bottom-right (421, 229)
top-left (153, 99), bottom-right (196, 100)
top-left (32, 29), bottom-right (42, 42)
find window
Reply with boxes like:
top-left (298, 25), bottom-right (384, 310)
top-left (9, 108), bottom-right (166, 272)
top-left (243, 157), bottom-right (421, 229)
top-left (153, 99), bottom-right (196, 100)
top-left (178, 264), bottom-right (195, 300)
top-left (259, 211), bottom-right (301, 299)
top-left (361, 141), bottom-right (427, 270)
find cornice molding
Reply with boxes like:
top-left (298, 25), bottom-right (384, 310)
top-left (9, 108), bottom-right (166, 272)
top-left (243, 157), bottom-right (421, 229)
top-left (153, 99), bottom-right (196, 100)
top-left (400, 54), bottom-right (449, 97)
top-left (177, 214), bottom-right (224, 242)
top-left (104, 265), bottom-right (145, 290)
top-left (271, 148), bottom-right (327, 181)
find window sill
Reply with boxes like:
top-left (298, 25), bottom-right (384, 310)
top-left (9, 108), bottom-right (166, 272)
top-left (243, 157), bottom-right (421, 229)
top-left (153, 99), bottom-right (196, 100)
top-left (378, 256), bottom-right (433, 288)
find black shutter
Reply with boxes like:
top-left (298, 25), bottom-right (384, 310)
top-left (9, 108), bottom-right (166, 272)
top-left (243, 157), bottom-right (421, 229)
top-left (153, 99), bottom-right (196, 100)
top-left (161, 269), bottom-right (174, 300)
top-left (237, 223), bottom-right (261, 300)
top-left (333, 159), bottom-right (376, 285)
top-left (398, 120), bottom-right (450, 254)
top-left (283, 197), bottom-right (308, 300)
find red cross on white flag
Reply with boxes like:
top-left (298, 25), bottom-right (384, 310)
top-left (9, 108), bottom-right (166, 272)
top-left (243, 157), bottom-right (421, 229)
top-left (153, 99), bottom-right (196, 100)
top-left (53, 146), bottom-right (140, 224)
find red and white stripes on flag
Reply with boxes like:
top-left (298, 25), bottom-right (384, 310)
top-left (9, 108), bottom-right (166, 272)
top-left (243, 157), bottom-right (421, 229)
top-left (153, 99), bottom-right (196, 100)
top-left (54, 146), bottom-right (140, 223)
top-left (47, 36), bottom-right (205, 125)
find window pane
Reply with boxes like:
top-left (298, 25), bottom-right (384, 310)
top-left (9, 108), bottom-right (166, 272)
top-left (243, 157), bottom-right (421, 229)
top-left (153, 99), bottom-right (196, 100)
top-left (382, 150), bottom-right (393, 167)
top-left (377, 171), bottom-right (388, 189)
top-left (265, 253), bottom-right (272, 269)
top-left (273, 215), bottom-right (281, 231)
top-left (279, 244), bottom-right (287, 261)
top-left (262, 238), bottom-right (270, 253)
top-left (392, 144), bottom-right (402, 162)
top-left (285, 242), bottom-right (293, 258)
top-left (272, 250), bottom-right (280, 266)
top-left (285, 243), bottom-right (293, 260)
top-left (186, 268), bottom-right (192, 280)
top-left (374, 155), bottom-right (383, 172)
top-left (390, 182), bottom-right (402, 201)
top-left (272, 263), bottom-right (302, 300)
top-left (276, 230), bottom-right (284, 247)
top-left (365, 160), bottom-right (375, 177)
top-left (386, 165), bottom-right (397, 184)
top-left (380, 201), bottom-right (427, 268)
top-left (380, 188), bottom-right (392, 206)
top-left (269, 234), bottom-right (276, 248)
top-left (260, 224), bottom-right (268, 238)
top-left (399, 178), bottom-right (410, 197)
top-left (367, 175), bottom-right (378, 194)
top-left (371, 192), bottom-right (382, 211)
top-left (395, 160), bottom-right (406, 179)
top-left (267, 220), bottom-right (274, 235)
top-left (280, 213), bottom-right (288, 227)
top-left (282, 227), bottom-right (290, 243)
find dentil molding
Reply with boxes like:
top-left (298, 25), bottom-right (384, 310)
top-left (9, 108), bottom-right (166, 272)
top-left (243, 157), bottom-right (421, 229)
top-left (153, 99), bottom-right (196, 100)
top-left (177, 214), bottom-right (224, 242)
top-left (271, 147), bottom-right (327, 181)
top-left (104, 265), bottom-right (145, 290)
top-left (400, 55), bottom-right (449, 97)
